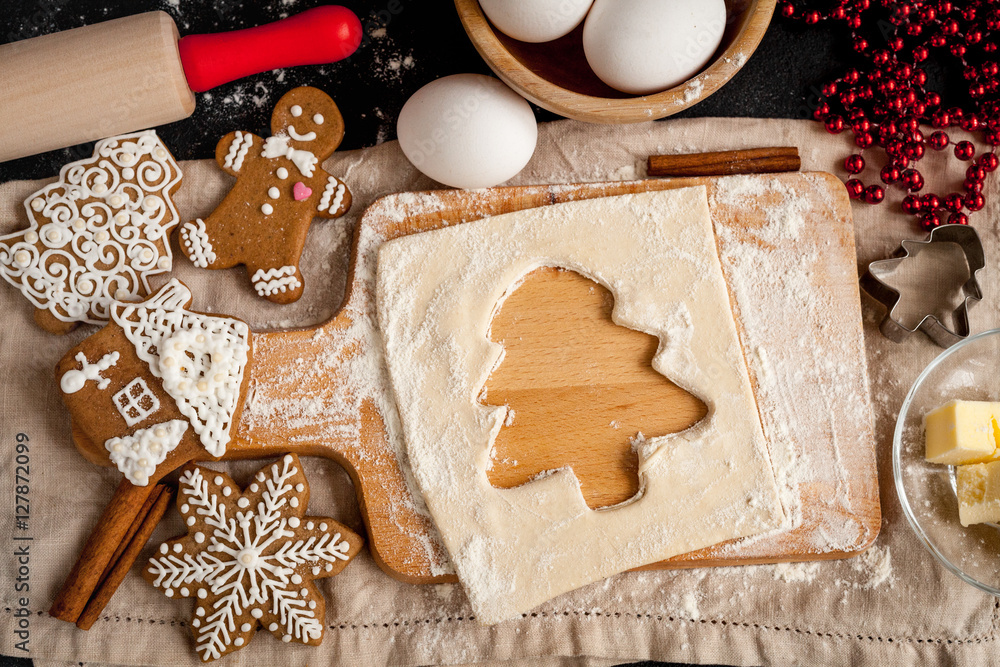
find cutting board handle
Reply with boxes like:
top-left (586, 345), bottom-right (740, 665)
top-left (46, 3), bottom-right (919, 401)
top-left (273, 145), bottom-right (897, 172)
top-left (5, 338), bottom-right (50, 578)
top-left (178, 5), bottom-right (363, 92)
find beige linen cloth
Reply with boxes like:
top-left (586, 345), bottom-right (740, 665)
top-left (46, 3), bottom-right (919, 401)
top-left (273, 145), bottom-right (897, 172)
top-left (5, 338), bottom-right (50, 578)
top-left (1, 118), bottom-right (998, 666)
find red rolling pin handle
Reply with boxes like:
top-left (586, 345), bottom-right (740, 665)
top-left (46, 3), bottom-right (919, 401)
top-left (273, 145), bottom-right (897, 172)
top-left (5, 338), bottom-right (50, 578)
top-left (178, 5), bottom-right (363, 92)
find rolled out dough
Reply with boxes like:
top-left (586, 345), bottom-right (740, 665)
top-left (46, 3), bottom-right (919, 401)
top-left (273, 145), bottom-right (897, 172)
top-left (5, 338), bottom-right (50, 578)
top-left (375, 187), bottom-right (784, 624)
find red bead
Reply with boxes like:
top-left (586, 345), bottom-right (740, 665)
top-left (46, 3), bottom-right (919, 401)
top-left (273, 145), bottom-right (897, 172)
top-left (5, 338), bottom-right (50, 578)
top-left (853, 119), bottom-right (871, 134)
top-left (913, 45), bottom-right (929, 62)
top-left (964, 178), bottom-right (984, 193)
top-left (967, 164), bottom-right (986, 182)
top-left (943, 19), bottom-right (960, 35)
top-left (781, 3), bottom-right (795, 17)
top-left (920, 212), bottom-right (941, 230)
top-left (966, 193), bottom-right (986, 211)
top-left (844, 69), bottom-right (860, 85)
top-left (864, 185), bottom-right (885, 204)
top-left (804, 10), bottom-right (821, 24)
top-left (929, 131), bottom-right (950, 150)
top-left (955, 141), bottom-right (976, 160)
top-left (980, 153), bottom-right (999, 171)
top-left (906, 143), bottom-right (925, 160)
top-left (845, 179), bottom-right (865, 199)
top-left (931, 112), bottom-right (950, 128)
top-left (949, 212), bottom-right (969, 225)
top-left (855, 132), bottom-right (874, 148)
top-left (962, 116), bottom-right (980, 132)
top-left (903, 169), bottom-right (925, 191)
top-left (902, 194), bottom-right (923, 214)
top-left (921, 194), bottom-right (941, 210)
top-left (986, 131), bottom-right (1000, 146)
top-left (944, 193), bottom-right (964, 212)
top-left (881, 165), bottom-right (901, 184)
top-left (845, 154), bottom-right (865, 174)
top-left (825, 115), bottom-right (845, 133)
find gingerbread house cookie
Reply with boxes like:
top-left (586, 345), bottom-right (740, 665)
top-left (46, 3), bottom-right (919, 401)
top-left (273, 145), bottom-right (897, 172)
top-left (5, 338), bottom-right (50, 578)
top-left (56, 279), bottom-right (252, 486)
top-left (178, 87), bottom-right (352, 304)
top-left (0, 131), bottom-right (182, 334)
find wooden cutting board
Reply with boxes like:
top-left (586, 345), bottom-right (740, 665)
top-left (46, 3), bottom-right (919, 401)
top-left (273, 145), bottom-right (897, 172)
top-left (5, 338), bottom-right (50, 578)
top-left (200, 172), bottom-right (879, 583)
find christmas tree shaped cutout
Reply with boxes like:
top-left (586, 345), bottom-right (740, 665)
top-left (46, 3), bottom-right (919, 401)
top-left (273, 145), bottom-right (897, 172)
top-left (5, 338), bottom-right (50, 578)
top-left (484, 267), bottom-right (708, 509)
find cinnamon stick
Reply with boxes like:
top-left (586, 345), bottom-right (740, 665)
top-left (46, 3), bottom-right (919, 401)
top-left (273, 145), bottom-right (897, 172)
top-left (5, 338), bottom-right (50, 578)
top-left (76, 485), bottom-right (175, 631)
top-left (97, 485), bottom-right (163, 585)
top-left (647, 147), bottom-right (801, 177)
top-left (48, 478), bottom-right (156, 623)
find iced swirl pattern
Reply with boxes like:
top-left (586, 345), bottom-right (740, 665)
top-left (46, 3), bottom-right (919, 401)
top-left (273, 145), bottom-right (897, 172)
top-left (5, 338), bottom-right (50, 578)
top-left (0, 131), bottom-right (182, 326)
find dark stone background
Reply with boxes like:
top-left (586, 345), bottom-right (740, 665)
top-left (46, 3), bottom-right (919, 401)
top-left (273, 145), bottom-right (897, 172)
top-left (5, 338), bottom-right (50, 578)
top-left (0, 1), bottom-right (851, 665)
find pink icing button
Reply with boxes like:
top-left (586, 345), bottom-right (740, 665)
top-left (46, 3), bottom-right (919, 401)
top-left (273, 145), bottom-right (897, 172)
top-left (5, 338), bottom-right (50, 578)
top-left (293, 182), bottom-right (312, 201)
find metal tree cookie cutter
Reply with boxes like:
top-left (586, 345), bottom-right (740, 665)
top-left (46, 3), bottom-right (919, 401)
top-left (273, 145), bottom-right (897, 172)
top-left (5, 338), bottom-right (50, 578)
top-left (860, 224), bottom-right (986, 348)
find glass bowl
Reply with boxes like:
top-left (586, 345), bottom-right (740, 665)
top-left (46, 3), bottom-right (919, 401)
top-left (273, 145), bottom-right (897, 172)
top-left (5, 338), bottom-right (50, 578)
top-left (895, 328), bottom-right (1000, 596)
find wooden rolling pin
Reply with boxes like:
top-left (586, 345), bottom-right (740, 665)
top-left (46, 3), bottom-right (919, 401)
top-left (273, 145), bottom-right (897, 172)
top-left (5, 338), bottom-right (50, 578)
top-left (0, 6), bottom-right (362, 163)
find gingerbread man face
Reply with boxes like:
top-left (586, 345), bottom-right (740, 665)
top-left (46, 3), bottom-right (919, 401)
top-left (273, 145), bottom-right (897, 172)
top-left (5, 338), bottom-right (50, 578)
top-left (177, 86), bottom-right (352, 304)
top-left (270, 87), bottom-right (345, 158)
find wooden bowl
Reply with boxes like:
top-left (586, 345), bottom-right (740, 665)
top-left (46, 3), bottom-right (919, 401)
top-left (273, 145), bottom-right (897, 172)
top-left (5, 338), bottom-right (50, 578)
top-left (454, 0), bottom-right (776, 124)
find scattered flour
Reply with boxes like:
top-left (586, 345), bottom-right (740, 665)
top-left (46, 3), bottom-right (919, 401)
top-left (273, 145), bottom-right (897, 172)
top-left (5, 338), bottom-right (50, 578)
top-left (683, 79), bottom-right (704, 104)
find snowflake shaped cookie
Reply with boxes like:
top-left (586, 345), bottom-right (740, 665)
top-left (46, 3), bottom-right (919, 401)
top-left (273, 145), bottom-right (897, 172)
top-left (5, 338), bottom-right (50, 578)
top-left (144, 454), bottom-right (363, 661)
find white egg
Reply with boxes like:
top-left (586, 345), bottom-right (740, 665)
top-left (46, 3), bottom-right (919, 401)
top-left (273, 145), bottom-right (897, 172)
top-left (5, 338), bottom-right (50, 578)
top-left (583, 0), bottom-right (727, 95)
top-left (480, 0), bottom-right (595, 43)
top-left (397, 74), bottom-right (538, 190)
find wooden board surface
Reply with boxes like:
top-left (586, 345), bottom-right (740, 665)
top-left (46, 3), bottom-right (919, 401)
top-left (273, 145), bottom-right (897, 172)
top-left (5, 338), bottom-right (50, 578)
top-left (200, 173), bottom-right (881, 584)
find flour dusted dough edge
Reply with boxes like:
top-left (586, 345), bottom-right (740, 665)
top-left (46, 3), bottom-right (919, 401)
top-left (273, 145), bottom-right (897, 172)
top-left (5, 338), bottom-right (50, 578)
top-left (375, 188), bottom-right (784, 624)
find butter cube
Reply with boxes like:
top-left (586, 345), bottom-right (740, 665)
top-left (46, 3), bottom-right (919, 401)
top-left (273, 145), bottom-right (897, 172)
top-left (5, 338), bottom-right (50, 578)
top-left (924, 400), bottom-right (1000, 465)
top-left (957, 461), bottom-right (1000, 526)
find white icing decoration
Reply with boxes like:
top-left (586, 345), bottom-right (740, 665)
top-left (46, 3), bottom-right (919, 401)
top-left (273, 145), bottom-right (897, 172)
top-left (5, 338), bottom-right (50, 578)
top-left (105, 419), bottom-right (186, 486)
top-left (60, 351), bottom-right (119, 393)
top-left (0, 131), bottom-right (182, 325)
top-left (195, 532), bottom-right (205, 543)
top-left (261, 204), bottom-right (274, 215)
top-left (268, 187), bottom-right (280, 199)
top-left (179, 219), bottom-right (217, 268)
top-left (317, 177), bottom-right (345, 213)
top-left (251, 266), bottom-right (301, 297)
top-left (112, 377), bottom-right (161, 426)
top-left (146, 459), bottom-right (348, 660)
top-left (287, 125), bottom-right (317, 142)
top-left (261, 135), bottom-right (317, 177)
top-left (290, 105), bottom-right (302, 117)
top-left (313, 114), bottom-right (324, 125)
top-left (223, 131), bottom-right (254, 172)
top-left (277, 167), bottom-right (289, 179)
top-left (111, 279), bottom-right (251, 457)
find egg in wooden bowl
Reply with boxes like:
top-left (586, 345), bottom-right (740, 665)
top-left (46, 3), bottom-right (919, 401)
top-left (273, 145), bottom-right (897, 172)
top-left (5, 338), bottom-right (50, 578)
top-left (454, 0), bottom-right (776, 123)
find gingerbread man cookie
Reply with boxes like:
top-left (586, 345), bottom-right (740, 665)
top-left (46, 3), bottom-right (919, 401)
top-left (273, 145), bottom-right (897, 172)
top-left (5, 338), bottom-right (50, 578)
top-left (0, 131), bottom-right (182, 334)
top-left (144, 454), bottom-right (363, 662)
top-left (178, 87), bottom-right (352, 304)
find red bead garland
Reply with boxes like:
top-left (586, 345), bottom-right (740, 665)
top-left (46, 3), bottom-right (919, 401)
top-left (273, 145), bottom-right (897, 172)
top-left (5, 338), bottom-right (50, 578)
top-left (783, 0), bottom-right (999, 230)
